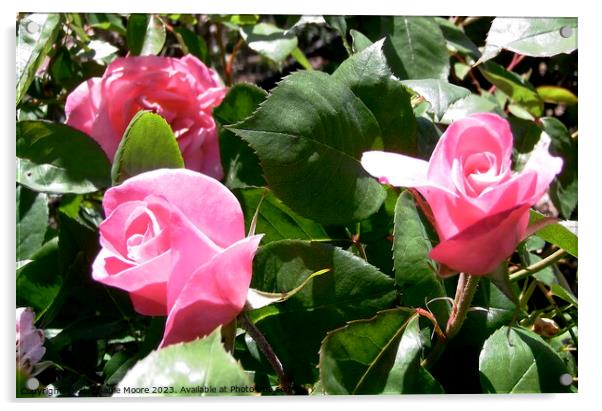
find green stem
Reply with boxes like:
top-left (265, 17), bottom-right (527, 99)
top-left (422, 273), bottom-right (480, 369)
top-left (510, 249), bottom-right (567, 282)
top-left (445, 274), bottom-right (480, 339)
top-left (238, 313), bottom-right (292, 394)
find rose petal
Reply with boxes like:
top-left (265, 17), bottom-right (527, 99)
top-left (428, 113), bottom-right (513, 189)
top-left (361, 151), bottom-right (432, 187)
top-left (160, 235), bottom-right (263, 348)
top-left (165, 205), bottom-right (223, 308)
top-left (65, 77), bottom-right (103, 136)
top-left (429, 204), bottom-right (531, 275)
top-left (92, 248), bottom-right (171, 315)
top-left (103, 169), bottom-right (245, 248)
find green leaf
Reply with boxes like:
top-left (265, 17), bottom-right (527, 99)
top-left (240, 23), bottom-right (298, 64)
top-left (479, 18), bottom-right (577, 63)
top-left (16, 13), bottom-right (61, 105)
top-left (213, 83), bottom-right (267, 189)
top-left (324, 16), bottom-right (347, 38)
top-left (319, 308), bottom-right (443, 394)
top-left (536, 86), bottom-right (578, 106)
top-left (236, 188), bottom-right (329, 244)
top-left (350, 29), bottom-right (373, 53)
top-left (479, 62), bottom-right (544, 117)
top-left (402, 79), bottom-right (470, 121)
top-left (247, 240), bottom-right (397, 384)
top-left (540, 117), bottom-right (578, 219)
top-left (111, 111), bottom-right (184, 184)
top-left (16, 185), bottom-right (48, 261)
top-left (127, 14), bottom-right (166, 56)
top-left (17, 121), bottom-right (111, 194)
top-left (333, 40), bottom-right (417, 154)
top-left (487, 262), bottom-right (519, 305)
top-left (86, 13), bottom-right (126, 35)
top-left (16, 237), bottom-right (62, 316)
top-left (381, 17), bottom-right (450, 80)
top-left (117, 329), bottom-right (252, 396)
top-left (173, 27), bottom-right (209, 64)
top-left (393, 191), bottom-right (448, 324)
top-left (228, 71), bottom-right (386, 225)
top-left (479, 326), bottom-right (571, 393)
top-left (550, 284), bottom-right (578, 308)
top-left (290, 47), bottom-right (313, 70)
top-left (435, 17), bottom-right (481, 61)
top-left (441, 94), bottom-right (504, 124)
top-left (528, 210), bottom-right (577, 258)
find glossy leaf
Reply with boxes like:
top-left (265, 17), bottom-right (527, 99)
top-left (537, 86), bottom-right (578, 106)
top-left (17, 121), bottom-right (111, 194)
top-left (236, 188), bottom-right (329, 244)
top-left (479, 62), bottom-right (543, 117)
top-left (381, 16), bottom-right (450, 80)
top-left (240, 23), bottom-right (298, 64)
top-left (214, 83), bottom-right (267, 189)
top-left (126, 14), bottom-right (166, 56)
top-left (111, 111), bottom-right (184, 184)
top-left (117, 329), bottom-right (253, 396)
top-left (174, 27), bottom-right (209, 64)
top-left (529, 210), bottom-right (577, 257)
top-left (86, 13), bottom-right (126, 34)
top-left (228, 71), bottom-right (386, 225)
top-left (541, 117), bottom-right (578, 219)
top-left (350, 29), bottom-right (373, 53)
top-left (16, 13), bottom-right (61, 105)
top-left (479, 326), bottom-right (571, 393)
top-left (16, 237), bottom-right (62, 316)
top-left (402, 79), bottom-right (470, 121)
top-left (441, 94), bottom-right (504, 124)
top-left (393, 191), bottom-right (448, 324)
top-left (479, 18), bottom-right (578, 63)
top-left (319, 308), bottom-right (443, 394)
top-left (550, 284), bottom-right (578, 308)
top-left (436, 17), bottom-right (480, 61)
top-left (333, 40), bottom-right (417, 154)
top-left (247, 240), bottom-right (397, 384)
top-left (16, 185), bottom-right (48, 261)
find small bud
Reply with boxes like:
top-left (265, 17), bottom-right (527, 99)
top-left (533, 317), bottom-right (560, 338)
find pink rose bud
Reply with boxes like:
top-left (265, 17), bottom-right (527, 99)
top-left (65, 55), bottom-right (227, 179)
top-left (361, 113), bottom-right (563, 276)
top-left (16, 307), bottom-right (46, 375)
top-left (91, 169), bottom-right (262, 347)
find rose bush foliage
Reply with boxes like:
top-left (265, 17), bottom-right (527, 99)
top-left (16, 13), bottom-right (577, 396)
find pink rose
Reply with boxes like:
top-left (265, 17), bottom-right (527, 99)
top-left (361, 113), bottom-right (563, 275)
top-left (92, 169), bottom-right (262, 347)
top-left (16, 307), bottom-right (45, 374)
top-left (65, 55), bottom-right (227, 179)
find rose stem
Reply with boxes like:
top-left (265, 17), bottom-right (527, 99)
top-left (445, 274), bottom-right (480, 340)
top-left (509, 248), bottom-right (567, 282)
top-left (215, 23), bottom-right (229, 86)
top-left (238, 313), bottom-right (293, 394)
top-left (225, 38), bottom-right (244, 84)
top-left (421, 273), bottom-right (480, 368)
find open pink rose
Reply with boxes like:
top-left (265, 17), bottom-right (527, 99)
top-left (92, 169), bottom-right (262, 347)
top-left (362, 113), bottom-right (563, 275)
top-left (65, 55), bottom-right (226, 179)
